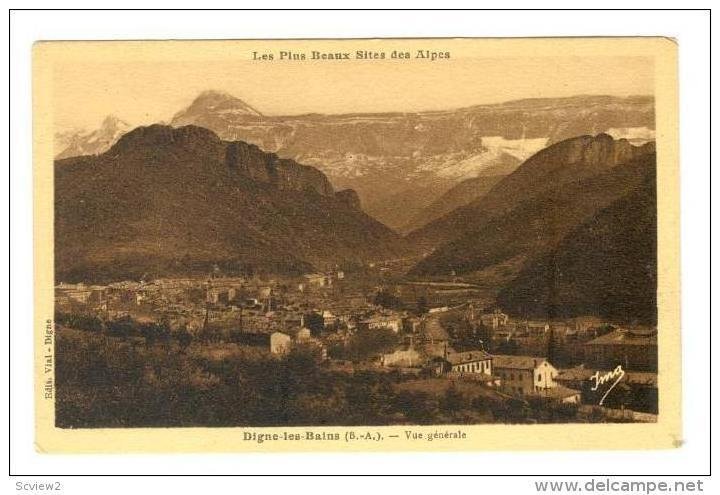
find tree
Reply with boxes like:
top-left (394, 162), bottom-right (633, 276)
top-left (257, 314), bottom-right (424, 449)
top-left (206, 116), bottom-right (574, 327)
top-left (547, 328), bottom-right (557, 365)
top-left (451, 318), bottom-right (477, 351)
top-left (439, 384), bottom-right (465, 414)
top-left (142, 321), bottom-right (171, 347)
top-left (303, 311), bottom-right (324, 336)
top-left (106, 315), bottom-right (137, 338)
top-left (476, 321), bottom-right (493, 352)
top-left (341, 328), bottom-right (399, 361)
top-left (175, 329), bottom-right (193, 352)
top-left (550, 401), bottom-right (579, 422)
top-left (394, 391), bottom-right (437, 424)
top-left (495, 338), bottom-right (519, 354)
top-left (373, 289), bottom-right (401, 310)
top-left (505, 397), bottom-right (531, 423)
top-left (416, 295), bottom-right (428, 315)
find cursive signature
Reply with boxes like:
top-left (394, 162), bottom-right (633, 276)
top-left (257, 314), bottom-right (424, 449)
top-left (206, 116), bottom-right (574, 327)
top-left (589, 365), bottom-right (625, 405)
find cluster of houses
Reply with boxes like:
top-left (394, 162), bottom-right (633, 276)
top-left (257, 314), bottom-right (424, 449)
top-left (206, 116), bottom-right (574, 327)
top-left (270, 319), bottom-right (328, 361)
top-left (370, 306), bottom-right (658, 412)
top-left (380, 344), bottom-right (581, 404)
top-left (55, 274), bottom-right (658, 414)
top-left (55, 282), bottom-right (108, 308)
top-left (55, 272), bottom-right (359, 333)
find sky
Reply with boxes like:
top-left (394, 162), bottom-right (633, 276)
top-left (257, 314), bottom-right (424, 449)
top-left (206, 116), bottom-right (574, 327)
top-left (52, 55), bottom-right (654, 132)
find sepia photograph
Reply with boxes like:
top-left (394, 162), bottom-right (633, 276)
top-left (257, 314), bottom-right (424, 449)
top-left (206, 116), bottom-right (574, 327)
top-left (31, 37), bottom-right (682, 452)
top-left (9, 4), bottom-right (715, 490)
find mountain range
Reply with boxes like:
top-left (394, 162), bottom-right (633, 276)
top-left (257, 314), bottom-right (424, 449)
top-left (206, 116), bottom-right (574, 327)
top-left (407, 134), bottom-right (657, 322)
top-left (56, 91), bottom-right (655, 231)
top-left (496, 164), bottom-right (657, 324)
top-left (408, 134), bottom-right (655, 252)
top-left (54, 115), bottom-right (131, 160)
top-left (55, 125), bottom-right (409, 283)
top-left (401, 174), bottom-right (505, 234)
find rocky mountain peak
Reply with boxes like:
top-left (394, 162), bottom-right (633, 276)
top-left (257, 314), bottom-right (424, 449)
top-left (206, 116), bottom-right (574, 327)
top-left (102, 124), bottom-right (336, 199)
top-left (110, 124), bottom-right (223, 154)
top-left (194, 89), bottom-right (247, 104)
top-left (527, 133), bottom-right (653, 172)
top-left (55, 130), bottom-right (409, 282)
top-left (100, 114), bottom-right (130, 131)
top-left (54, 115), bottom-right (132, 160)
top-left (171, 90), bottom-right (263, 125)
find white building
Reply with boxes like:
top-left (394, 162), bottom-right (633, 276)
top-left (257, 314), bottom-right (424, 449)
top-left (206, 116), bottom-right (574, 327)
top-left (270, 332), bottom-right (292, 355)
top-left (322, 310), bottom-right (338, 328)
top-left (296, 327), bottom-right (312, 342)
top-left (304, 273), bottom-right (331, 287)
top-left (447, 350), bottom-right (493, 376)
top-left (492, 355), bottom-right (558, 396)
top-left (479, 309), bottom-right (509, 329)
top-left (361, 315), bottom-right (403, 333)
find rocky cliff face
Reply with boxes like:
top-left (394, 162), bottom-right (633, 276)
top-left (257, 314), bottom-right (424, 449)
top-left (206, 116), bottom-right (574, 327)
top-left (109, 125), bottom-right (335, 198)
top-left (224, 140), bottom-right (334, 196)
top-left (55, 125), bottom-right (407, 283)
top-left (110, 123), bottom-right (223, 152)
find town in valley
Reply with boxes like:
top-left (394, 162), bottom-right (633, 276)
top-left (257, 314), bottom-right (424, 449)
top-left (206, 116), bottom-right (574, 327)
top-left (55, 260), bottom-right (658, 426)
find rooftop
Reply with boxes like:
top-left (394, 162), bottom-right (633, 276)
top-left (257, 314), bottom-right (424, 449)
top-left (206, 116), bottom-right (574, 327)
top-left (447, 350), bottom-right (493, 365)
top-left (585, 328), bottom-right (657, 346)
top-left (532, 384), bottom-right (582, 400)
top-left (492, 354), bottom-right (548, 370)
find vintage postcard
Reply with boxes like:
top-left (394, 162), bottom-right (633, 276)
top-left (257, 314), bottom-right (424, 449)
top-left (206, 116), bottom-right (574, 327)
top-left (33, 38), bottom-right (680, 453)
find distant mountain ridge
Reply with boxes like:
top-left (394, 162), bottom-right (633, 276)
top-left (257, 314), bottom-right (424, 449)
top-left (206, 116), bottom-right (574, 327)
top-left (55, 125), bottom-right (409, 283)
top-left (55, 115), bottom-right (131, 160)
top-left (407, 134), bottom-right (656, 252)
top-left (401, 174), bottom-right (505, 234)
top-left (166, 92), bottom-right (655, 230)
